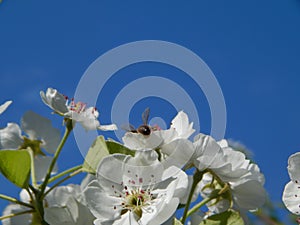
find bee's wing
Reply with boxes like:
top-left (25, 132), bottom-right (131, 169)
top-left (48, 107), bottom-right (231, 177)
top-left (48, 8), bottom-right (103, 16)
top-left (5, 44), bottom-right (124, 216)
top-left (142, 107), bottom-right (150, 125)
top-left (121, 124), bottom-right (135, 132)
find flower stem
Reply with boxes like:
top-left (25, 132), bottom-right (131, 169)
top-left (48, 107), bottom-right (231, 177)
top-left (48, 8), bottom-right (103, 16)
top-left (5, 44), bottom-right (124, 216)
top-left (26, 187), bottom-right (36, 208)
top-left (47, 165), bottom-right (82, 184)
top-left (39, 119), bottom-right (73, 196)
top-left (31, 191), bottom-right (49, 225)
top-left (43, 168), bottom-right (83, 198)
top-left (28, 149), bottom-right (37, 188)
top-left (0, 194), bottom-right (34, 209)
top-left (181, 169), bottom-right (204, 224)
top-left (183, 180), bottom-right (230, 220)
top-left (0, 209), bottom-right (35, 220)
top-left (185, 197), bottom-right (214, 219)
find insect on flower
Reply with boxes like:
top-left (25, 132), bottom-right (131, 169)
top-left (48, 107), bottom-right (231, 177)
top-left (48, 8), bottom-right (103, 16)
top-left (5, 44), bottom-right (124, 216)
top-left (123, 108), bottom-right (156, 136)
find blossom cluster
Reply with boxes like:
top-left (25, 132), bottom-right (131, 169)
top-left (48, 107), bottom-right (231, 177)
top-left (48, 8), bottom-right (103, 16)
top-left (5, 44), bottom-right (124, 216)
top-left (0, 88), bottom-right (273, 225)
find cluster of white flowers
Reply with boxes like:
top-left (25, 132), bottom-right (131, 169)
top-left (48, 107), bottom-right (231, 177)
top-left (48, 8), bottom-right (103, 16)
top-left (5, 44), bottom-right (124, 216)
top-left (0, 88), bottom-right (270, 225)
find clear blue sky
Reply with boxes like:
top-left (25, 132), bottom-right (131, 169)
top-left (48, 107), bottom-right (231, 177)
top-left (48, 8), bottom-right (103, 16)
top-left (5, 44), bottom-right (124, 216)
top-left (1, 0), bottom-right (300, 224)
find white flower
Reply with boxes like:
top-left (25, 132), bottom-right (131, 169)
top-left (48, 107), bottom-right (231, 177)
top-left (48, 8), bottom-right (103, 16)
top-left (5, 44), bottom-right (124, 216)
top-left (44, 184), bottom-right (95, 225)
top-left (193, 135), bottom-right (266, 214)
top-left (282, 152), bottom-right (300, 215)
top-left (40, 87), bottom-right (117, 131)
top-left (122, 111), bottom-right (195, 169)
top-left (0, 100), bottom-right (12, 115)
top-left (0, 111), bottom-right (60, 181)
top-left (83, 152), bottom-right (188, 225)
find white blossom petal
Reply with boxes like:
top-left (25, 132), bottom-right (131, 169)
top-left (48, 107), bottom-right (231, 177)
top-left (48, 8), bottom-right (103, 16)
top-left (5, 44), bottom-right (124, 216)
top-left (127, 150), bottom-right (160, 166)
top-left (66, 107), bottom-right (100, 131)
top-left (45, 184), bottom-right (95, 225)
top-left (103, 152), bottom-right (164, 187)
top-left (231, 179), bottom-right (266, 210)
top-left (283, 181), bottom-right (300, 215)
top-left (148, 198), bottom-right (179, 225)
top-left (161, 139), bottom-right (194, 169)
top-left (96, 154), bottom-right (127, 185)
top-left (170, 111), bottom-right (195, 139)
top-left (215, 149), bottom-right (250, 182)
top-left (113, 212), bottom-right (140, 225)
top-left (0, 123), bottom-right (23, 149)
top-left (156, 128), bottom-right (178, 145)
top-left (44, 197), bottom-right (78, 225)
top-left (217, 139), bottom-right (228, 148)
top-left (19, 189), bottom-right (31, 203)
top-left (242, 163), bottom-right (265, 185)
top-left (122, 132), bottom-right (163, 150)
top-left (98, 124), bottom-right (118, 131)
top-left (161, 166), bottom-right (189, 203)
top-left (2, 204), bottom-right (31, 225)
top-left (34, 156), bottom-right (57, 182)
top-left (40, 88), bottom-right (68, 115)
top-left (287, 152), bottom-right (300, 183)
top-left (180, 175), bottom-right (198, 204)
top-left (80, 174), bottom-right (96, 190)
top-left (46, 185), bottom-right (80, 206)
top-left (0, 100), bottom-right (12, 115)
top-left (21, 111), bottom-right (60, 154)
top-left (193, 133), bottom-right (225, 171)
top-left (79, 116), bottom-right (100, 131)
top-left (84, 185), bottom-right (122, 220)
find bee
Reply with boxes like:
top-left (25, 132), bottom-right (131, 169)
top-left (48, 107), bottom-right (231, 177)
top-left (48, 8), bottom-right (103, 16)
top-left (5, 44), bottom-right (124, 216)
top-left (124, 108), bottom-right (152, 136)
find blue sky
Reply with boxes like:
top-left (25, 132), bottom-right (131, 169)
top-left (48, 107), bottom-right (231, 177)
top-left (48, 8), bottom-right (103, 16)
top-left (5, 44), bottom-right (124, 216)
top-left (1, 0), bottom-right (300, 224)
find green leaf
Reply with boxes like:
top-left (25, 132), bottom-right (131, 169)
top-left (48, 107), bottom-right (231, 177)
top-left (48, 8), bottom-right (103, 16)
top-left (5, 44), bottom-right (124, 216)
top-left (83, 136), bottom-right (109, 174)
top-left (106, 140), bottom-right (135, 156)
top-left (0, 150), bottom-right (31, 188)
top-left (173, 218), bottom-right (183, 225)
top-left (199, 210), bottom-right (244, 225)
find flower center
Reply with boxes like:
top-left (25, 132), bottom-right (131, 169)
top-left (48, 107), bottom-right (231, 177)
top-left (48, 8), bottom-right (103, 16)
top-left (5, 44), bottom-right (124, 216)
top-left (19, 137), bottom-right (45, 156)
top-left (69, 100), bottom-right (86, 113)
top-left (112, 184), bottom-right (155, 219)
top-left (123, 188), bottom-right (152, 218)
